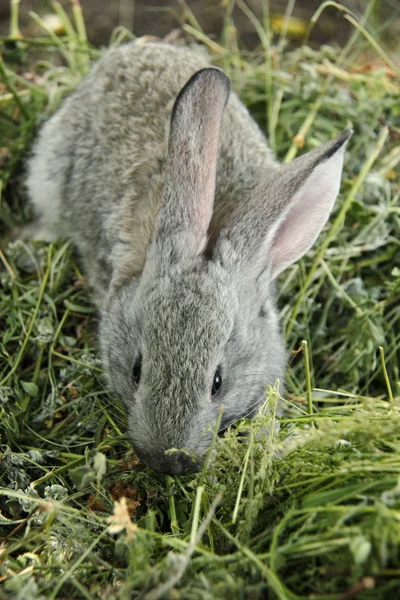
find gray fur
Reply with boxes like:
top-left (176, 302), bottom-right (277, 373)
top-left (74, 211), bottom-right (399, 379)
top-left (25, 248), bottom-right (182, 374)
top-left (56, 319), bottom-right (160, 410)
top-left (26, 40), bottom-right (351, 474)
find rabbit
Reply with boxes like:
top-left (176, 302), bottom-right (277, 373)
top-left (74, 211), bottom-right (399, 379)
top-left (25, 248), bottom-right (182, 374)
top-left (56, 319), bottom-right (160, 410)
top-left (26, 39), bottom-right (352, 474)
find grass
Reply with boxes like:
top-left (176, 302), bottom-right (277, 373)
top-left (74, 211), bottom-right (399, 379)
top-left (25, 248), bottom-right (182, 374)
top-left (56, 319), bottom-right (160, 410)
top-left (0, 1), bottom-right (400, 598)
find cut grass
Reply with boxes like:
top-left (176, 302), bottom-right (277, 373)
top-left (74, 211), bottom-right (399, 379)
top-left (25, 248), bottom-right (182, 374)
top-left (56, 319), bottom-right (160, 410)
top-left (1, 1), bottom-right (400, 599)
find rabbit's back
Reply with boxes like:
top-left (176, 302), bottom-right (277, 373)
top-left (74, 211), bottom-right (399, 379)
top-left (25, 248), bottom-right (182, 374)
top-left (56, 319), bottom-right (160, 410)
top-left (27, 41), bottom-right (276, 299)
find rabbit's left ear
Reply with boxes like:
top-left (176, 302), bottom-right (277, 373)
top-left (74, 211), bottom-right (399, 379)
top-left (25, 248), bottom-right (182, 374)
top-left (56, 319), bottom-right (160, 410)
top-left (215, 130), bottom-right (352, 280)
top-left (150, 68), bottom-right (230, 268)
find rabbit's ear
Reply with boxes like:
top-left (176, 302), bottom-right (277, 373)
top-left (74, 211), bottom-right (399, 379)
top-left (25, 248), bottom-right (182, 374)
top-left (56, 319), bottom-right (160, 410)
top-left (151, 68), bottom-right (230, 265)
top-left (215, 130), bottom-right (352, 280)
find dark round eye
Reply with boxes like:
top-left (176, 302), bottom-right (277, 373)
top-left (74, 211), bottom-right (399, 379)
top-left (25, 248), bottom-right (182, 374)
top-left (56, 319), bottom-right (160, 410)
top-left (212, 369), bottom-right (222, 396)
top-left (132, 357), bottom-right (142, 385)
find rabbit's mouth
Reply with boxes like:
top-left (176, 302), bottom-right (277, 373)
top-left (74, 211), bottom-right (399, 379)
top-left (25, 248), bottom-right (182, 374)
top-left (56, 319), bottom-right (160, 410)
top-left (218, 423), bottom-right (233, 437)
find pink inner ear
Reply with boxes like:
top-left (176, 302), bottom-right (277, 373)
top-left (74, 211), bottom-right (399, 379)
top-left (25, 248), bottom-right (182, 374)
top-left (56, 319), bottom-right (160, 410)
top-left (161, 70), bottom-right (230, 255)
top-left (270, 150), bottom-right (346, 279)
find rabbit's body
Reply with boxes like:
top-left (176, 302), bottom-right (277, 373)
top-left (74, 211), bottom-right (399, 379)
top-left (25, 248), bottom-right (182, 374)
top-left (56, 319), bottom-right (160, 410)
top-left (27, 40), bottom-right (351, 474)
top-left (27, 42), bottom-right (276, 301)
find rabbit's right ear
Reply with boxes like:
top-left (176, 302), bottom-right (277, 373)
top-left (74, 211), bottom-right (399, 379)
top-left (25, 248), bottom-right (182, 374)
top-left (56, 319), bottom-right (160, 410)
top-left (148, 68), bottom-right (230, 271)
top-left (215, 130), bottom-right (352, 282)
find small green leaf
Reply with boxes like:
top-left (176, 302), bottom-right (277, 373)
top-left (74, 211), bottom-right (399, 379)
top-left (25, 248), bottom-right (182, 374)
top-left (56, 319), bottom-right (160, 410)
top-left (350, 536), bottom-right (372, 564)
top-left (93, 451), bottom-right (107, 486)
top-left (20, 381), bottom-right (39, 397)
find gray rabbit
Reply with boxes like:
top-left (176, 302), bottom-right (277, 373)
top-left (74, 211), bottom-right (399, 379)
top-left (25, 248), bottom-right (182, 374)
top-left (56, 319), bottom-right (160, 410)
top-left (26, 40), bottom-right (351, 474)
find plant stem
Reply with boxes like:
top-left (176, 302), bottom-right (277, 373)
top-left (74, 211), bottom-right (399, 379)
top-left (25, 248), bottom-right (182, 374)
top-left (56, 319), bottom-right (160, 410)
top-left (0, 55), bottom-right (29, 119)
top-left (379, 346), bottom-right (394, 403)
top-left (302, 340), bottom-right (313, 415)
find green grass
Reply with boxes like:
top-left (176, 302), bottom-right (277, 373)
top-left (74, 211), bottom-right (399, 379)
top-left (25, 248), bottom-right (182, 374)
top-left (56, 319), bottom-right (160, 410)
top-left (1, 1), bottom-right (400, 599)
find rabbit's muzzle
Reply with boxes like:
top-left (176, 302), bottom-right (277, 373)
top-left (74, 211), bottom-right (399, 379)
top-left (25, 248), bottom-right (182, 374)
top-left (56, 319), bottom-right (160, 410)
top-left (139, 448), bottom-right (201, 475)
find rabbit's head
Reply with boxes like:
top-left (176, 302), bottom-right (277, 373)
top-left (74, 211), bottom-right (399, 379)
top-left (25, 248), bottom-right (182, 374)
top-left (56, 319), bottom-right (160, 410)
top-left (101, 68), bottom-right (351, 474)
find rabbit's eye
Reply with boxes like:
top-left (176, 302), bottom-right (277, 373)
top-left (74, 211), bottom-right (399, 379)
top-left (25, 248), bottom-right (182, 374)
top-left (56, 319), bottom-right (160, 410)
top-left (212, 369), bottom-right (222, 396)
top-left (132, 357), bottom-right (142, 385)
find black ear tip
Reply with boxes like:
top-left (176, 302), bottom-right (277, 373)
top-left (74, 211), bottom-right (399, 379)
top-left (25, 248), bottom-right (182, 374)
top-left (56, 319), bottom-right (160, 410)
top-left (173, 67), bottom-right (231, 119)
top-left (321, 128), bottom-right (353, 161)
top-left (193, 67), bottom-right (231, 94)
top-left (341, 128), bottom-right (354, 142)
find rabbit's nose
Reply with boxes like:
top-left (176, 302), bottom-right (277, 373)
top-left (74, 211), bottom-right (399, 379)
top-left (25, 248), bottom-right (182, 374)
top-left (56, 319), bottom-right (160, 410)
top-left (146, 450), bottom-right (201, 475)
